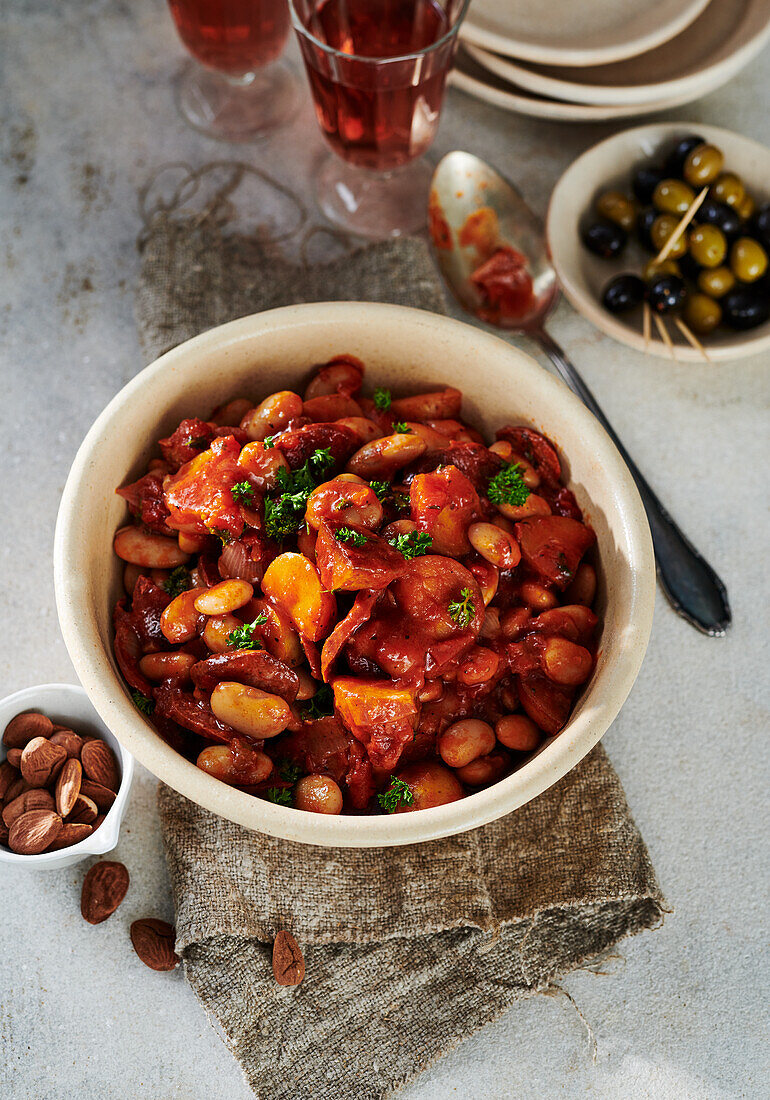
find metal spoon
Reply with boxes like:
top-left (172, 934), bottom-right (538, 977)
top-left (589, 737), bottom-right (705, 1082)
top-left (429, 150), bottom-right (730, 636)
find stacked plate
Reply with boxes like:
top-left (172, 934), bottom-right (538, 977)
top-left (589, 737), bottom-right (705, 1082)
top-left (451, 0), bottom-right (770, 122)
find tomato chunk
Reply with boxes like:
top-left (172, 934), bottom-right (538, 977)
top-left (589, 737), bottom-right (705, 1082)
top-left (315, 521), bottom-right (404, 592)
top-left (332, 676), bottom-right (419, 770)
top-left (164, 434), bottom-right (244, 539)
top-left (514, 516), bottom-right (595, 588)
top-left (410, 464), bottom-right (480, 557)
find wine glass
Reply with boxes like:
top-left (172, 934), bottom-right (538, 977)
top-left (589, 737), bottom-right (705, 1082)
top-left (290, 0), bottom-right (470, 237)
top-left (168, 0), bottom-right (301, 141)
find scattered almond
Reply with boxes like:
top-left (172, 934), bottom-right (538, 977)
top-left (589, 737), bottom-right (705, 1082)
top-left (3, 711), bottom-right (53, 749)
top-left (9, 809), bottom-right (63, 854)
top-left (81, 740), bottom-right (120, 792)
top-left (81, 861), bottom-right (130, 924)
top-left (272, 930), bottom-right (305, 986)
top-left (49, 730), bottom-right (84, 758)
top-left (130, 919), bottom-right (180, 971)
top-left (4, 776), bottom-right (29, 804)
top-left (20, 737), bottom-right (67, 788)
top-left (6, 748), bottom-right (23, 769)
top-left (0, 760), bottom-right (16, 801)
top-left (48, 823), bottom-right (93, 850)
top-left (3, 788), bottom-right (55, 828)
top-left (80, 779), bottom-right (116, 811)
top-left (55, 758), bottom-right (82, 818)
top-left (68, 794), bottom-right (98, 825)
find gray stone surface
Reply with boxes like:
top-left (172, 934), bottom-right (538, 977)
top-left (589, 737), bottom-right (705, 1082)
top-left (1, 2), bottom-right (768, 1098)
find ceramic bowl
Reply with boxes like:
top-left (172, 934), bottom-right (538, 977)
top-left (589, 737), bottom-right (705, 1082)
top-left (0, 683), bottom-right (134, 869)
top-left (548, 122), bottom-right (770, 363)
top-left (54, 303), bottom-right (654, 847)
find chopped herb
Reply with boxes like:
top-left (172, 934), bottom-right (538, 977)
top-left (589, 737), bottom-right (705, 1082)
top-left (335, 526), bottom-right (368, 547)
top-left (369, 480), bottom-right (390, 500)
top-left (373, 387), bottom-right (391, 410)
top-left (277, 760), bottom-right (301, 785)
top-left (392, 490), bottom-right (411, 511)
top-left (392, 421), bottom-right (411, 434)
top-left (231, 480), bottom-right (256, 505)
top-left (227, 616), bottom-right (267, 650)
top-left (186, 435), bottom-right (209, 450)
top-left (332, 497), bottom-right (351, 512)
top-left (131, 690), bottom-right (154, 716)
top-left (448, 587), bottom-right (475, 629)
top-left (377, 776), bottom-right (414, 813)
top-left (388, 531), bottom-right (432, 559)
top-left (266, 786), bottom-right (292, 806)
top-left (263, 435), bottom-right (275, 449)
top-left (487, 461), bottom-right (530, 508)
top-left (300, 683), bottom-right (334, 720)
top-left (263, 447), bottom-right (335, 540)
top-left (207, 526), bottom-right (233, 545)
top-left (161, 565), bottom-right (190, 598)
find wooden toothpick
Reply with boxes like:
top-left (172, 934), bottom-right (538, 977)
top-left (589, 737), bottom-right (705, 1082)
top-left (642, 301), bottom-right (651, 348)
top-left (654, 186), bottom-right (709, 264)
top-left (653, 313), bottom-right (678, 360)
top-left (675, 317), bottom-right (711, 362)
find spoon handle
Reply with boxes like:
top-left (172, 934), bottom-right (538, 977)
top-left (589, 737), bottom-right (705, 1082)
top-left (534, 327), bottom-right (731, 636)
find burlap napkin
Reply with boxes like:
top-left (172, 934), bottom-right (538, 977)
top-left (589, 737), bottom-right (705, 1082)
top-left (137, 179), bottom-right (664, 1100)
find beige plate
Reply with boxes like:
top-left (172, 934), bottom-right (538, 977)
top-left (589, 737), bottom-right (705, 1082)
top-left (464, 0), bottom-right (770, 107)
top-left (461, 0), bottom-right (711, 68)
top-left (54, 304), bottom-right (655, 847)
top-left (547, 123), bottom-right (770, 363)
top-left (449, 49), bottom-right (696, 123)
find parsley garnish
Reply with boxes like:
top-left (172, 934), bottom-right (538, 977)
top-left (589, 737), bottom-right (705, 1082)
top-left (392, 490), bottom-right (411, 511)
top-left (278, 760), bottom-right (301, 785)
top-left (373, 387), bottom-right (391, 410)
top-left (369, 480), bottom-right (390, 501)
top-left (487, 462), bottom-right (530, 508)
top-left (378, 777), bottom-right (414, 813)
top-left (392, 421), bottom-right (411, 434)
top-left (448, 587), bottom-right (475, 629)
top-left (300, 683), bottom-right (334, 720)
top-left (388, 531), bottom-right (432, 559)
top-left (263, 435), bottom-right (275, 449)
top-left (335, 526), bottom-right (368, 547)
top-left (207, 526), bottom-right (233, 545)
top-left (131, 690), bottom-right (154, 715)
top-left (227, 615), bottom-right (268, 650)
top-left (186, 435), bottom-right (209, 450)
top-left (161, 566), bottom-right (190, 598)
top-left (266, 786), bottom-right (292, 806)
top-left (263, 447), bottom-right (335, 541)
top-left (231, 480), bottom-right (255, 505)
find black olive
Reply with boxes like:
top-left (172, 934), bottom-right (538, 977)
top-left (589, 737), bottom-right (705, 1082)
top-left (636, 206), bottom-right (658, 251)
top-left (581, 220), bottom-right (627, 259)
top-left (648, 274), bottom-right (687, 314)
top-left (749, 202), bottom-right (770, 250)
top-left (632, 164), bottom-right (665, 204)
top-left (721, 284), bottom-right (770, 331)
top-left (678, 251), bottom-right (701, 281)
top-left (665, 134), bottom-right (706, 177)
top-left (694, 198), bottom-right (742, 240)
top-left (602, 274), bottom-right (647, 314)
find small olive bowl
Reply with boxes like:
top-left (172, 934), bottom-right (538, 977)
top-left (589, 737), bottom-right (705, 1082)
top-left (0, 683), bottom-right (134, 870)
top-left (54, 302), bottom-right (654, 847)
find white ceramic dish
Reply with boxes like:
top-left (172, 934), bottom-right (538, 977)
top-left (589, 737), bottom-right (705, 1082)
top-left (0, 683), bottom-right (134, 870)
top-left (460, 0), bottom-right (710, 68)
top-left (54, 303), bottom-right (655, 848)
top-left (465, 0), bottom-right (770, 107)
top-left (547, 122), bottom-right (770, 363)
top-left (450, 50), bottom-right (693, 123)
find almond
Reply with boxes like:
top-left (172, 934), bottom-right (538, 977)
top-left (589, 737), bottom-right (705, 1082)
top-left (48, 822), bottom-right (93, 850)
top-left (49, 730), bottom-right (84, 758)
top-left (0, 760), bottom-right (17, 801)
top-left (6, 748), bottom-right (23, 769)
top-left (0, 821), bottom-right (8, 845)
top-left (130, 919), bottom-right (180, 971)
top-left (81, 741), bottom-right (120, 792)
top-left (272, 930), bottom-right (305, 986)
top-left (93, 813), bottom-right (106, 830)
top-left (3, 788), bottom-right (55, 828)
top-left (55, 758), bottom-right (82, 818)
top-left (80, 779), bottom-right (116, 811)
top-left (81, 860), bottom-right (129, 924)
top-left (3, 712), bottom-right (53, 750)
top-left (68, 794), bottom-right (98, 825)
top-left (20, 737), bottom-right (67, 788)
top-left (4, 776), bottom-right (29, 804)
top-left (8, 809), bottom-right (63, 854)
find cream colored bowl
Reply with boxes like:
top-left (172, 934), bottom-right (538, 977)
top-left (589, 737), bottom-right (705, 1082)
top-left (54, 303), bottom-right (654, 847)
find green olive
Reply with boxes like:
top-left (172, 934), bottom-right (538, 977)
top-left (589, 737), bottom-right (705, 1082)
top-left (643, 258), bottom-right (681, 282)
top-left (730, 237), bottom-right (768, 282)
top-left (684, 293), bottom-right (722, 335)
top-left (737, 192), bottom-right (755, 221)
top-left (697, 266), bottom-right (735, 299)
top-left (651, 214), bottom-right (687, 259)
top-left (710, 173), bottom-right (745, 210)
top-left (684, 143), bottom-right (724, 187)
top-left (595, 190), bottom-right (637, 231)
top-left (653, 178), bottom-right (696, 215)
top-left (689, 224), bottom-right (727, 268)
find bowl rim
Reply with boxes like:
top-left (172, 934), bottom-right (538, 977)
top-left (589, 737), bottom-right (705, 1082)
top-left (546, 121), bottom-right (770, 363)
top-left (54, 302), bottom-right (655, 847)
top-left (0, 682), bottom-right (134, 866)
